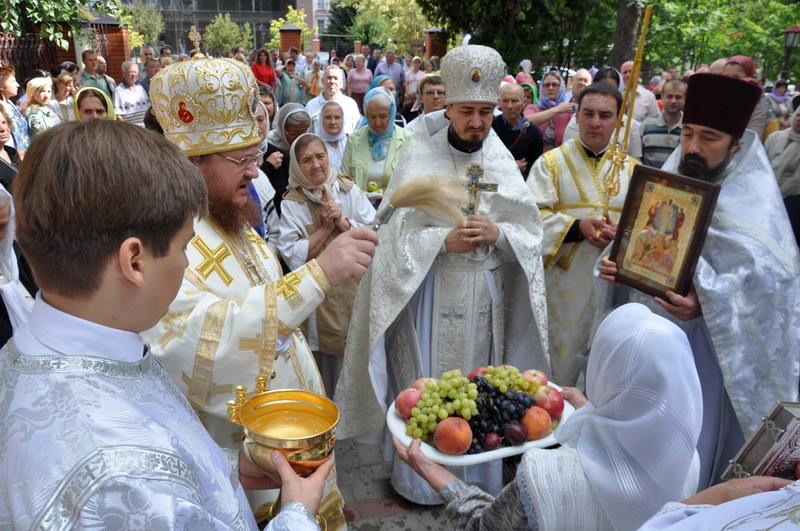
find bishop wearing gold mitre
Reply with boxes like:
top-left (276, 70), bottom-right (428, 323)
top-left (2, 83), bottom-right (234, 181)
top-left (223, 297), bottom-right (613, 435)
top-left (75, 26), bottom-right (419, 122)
top-left (527, 81), bottom-right (638, 386)
top-left (143, 40), bottom-right (377, 528)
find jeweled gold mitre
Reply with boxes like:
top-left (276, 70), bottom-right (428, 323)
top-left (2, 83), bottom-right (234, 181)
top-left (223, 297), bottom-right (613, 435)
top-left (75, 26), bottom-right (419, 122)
top-left (149, 56), bottom-right (261, 156)
top-left (440, 38), bottom-right (505, 106)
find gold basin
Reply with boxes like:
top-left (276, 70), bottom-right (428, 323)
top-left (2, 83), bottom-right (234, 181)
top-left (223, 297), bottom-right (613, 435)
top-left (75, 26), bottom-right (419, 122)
top-left (228, 386), bottom-right (338, 476)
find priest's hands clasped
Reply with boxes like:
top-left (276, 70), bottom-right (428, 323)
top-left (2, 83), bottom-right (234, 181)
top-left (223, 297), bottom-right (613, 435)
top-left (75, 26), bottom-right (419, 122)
top-left (445, 215), bottom-right (500, 252)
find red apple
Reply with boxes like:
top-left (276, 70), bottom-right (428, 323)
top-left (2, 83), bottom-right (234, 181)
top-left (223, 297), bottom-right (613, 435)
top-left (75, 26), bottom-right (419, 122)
top-left (395, 388), bottom-right (422, 420)
top-left (412, 378), bottom-right (433, 391)
top-left (468, 366), bottom-right (488, 380)
top-left (522, 369), bottom-right (548, 387)
top-left (533, 385), bottom-right (564, 420)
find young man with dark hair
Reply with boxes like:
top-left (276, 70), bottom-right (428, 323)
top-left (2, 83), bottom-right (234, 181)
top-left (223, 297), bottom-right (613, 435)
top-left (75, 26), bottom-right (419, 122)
top-left (405, 74), bottom-right (446, 132)
top-left (0, 120), bottom-right (328, 529)
top-left (640, 78), bottom-right (687, 168)
top-left (527, 80), bottom-right (637, 387)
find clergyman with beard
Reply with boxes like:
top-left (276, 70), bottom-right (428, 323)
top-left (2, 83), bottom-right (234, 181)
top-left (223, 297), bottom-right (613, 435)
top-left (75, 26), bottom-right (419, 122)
top-left (142, 55), bottom-right (376, 529)
top-left (599, 73), bottom-right (800, 489)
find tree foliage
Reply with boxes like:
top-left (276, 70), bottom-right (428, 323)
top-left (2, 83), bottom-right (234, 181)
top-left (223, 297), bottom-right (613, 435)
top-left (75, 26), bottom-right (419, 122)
top-left (203, 13), bottom-right (253, 54)
top-left (646, 0), bottom-right (799, 80)
top-left (337, 0), bottom-right (431, 52)
top-left (0, 0), bottom-right (116, 49)
top-left (115, 0), bottom-right (165, 51)
top-left (267, 6), bottom-right (313, 50)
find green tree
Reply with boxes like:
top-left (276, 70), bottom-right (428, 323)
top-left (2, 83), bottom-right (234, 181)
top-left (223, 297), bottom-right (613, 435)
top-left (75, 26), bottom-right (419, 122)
top-left (348, 10), bottom-right (390, 49)
top-left (0, 0), bottom-right (116, 49)
top-left (115, 0), bottom-right (165, 51)
top-left (645, 0), bottom-right (798, 80)
top-left (344, 0), bottom-right (431, 52)
top-left (203, 13), bottom-right (253, 54)
top-left (268, 6), bottom-right (313, 50)
top-left (326, 1), bottom-right (358, 37)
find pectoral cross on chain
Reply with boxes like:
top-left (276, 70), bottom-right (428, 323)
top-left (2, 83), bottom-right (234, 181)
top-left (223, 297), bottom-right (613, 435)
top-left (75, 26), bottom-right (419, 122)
top-left (464, 163), bottom-right (497, 215)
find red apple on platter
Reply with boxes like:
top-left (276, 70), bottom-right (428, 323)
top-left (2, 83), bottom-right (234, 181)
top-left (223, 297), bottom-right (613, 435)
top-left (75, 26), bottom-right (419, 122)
top-left (468, 366), bottom-right (488, 380)
top-left (412, 377), bottom-right (434, 391)
top-left (533, 385), bottom-right (564, 420)
top-left (522, 369), bottom-right (548, 387)
top-left (395, 388), bottom-right (422, 419)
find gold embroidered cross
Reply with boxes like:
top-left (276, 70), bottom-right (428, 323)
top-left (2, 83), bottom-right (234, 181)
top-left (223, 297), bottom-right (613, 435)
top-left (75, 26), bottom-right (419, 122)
top-left (239, 318), bottom-right (275, 378)
top-left (188, 25), bottom-right (202, 57)
top-left (159, 312), bottom-right (188, 348)
top-left (464, 163), bottom-right (497, 215)
top-left (182, 373), bottom-right (233, 399)
top-left (247, 232), bottom-right (269, 260)
top-left (192, 237), bottom-right (234, 286)
top-left (274, 271), bottom-right (304, 309)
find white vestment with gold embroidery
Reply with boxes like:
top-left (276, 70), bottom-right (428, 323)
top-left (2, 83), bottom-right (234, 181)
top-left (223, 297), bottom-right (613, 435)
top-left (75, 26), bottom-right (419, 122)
top-left (527, 138), bottom-right (636, 385)
top-left (141, 216), bottom-right (346, 529)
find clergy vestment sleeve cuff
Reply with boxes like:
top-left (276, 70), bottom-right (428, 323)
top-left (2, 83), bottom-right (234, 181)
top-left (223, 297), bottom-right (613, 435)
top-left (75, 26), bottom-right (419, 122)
top-left (306, 259), bottom-right (332, 294)
top-left (563, 219), bottom-right (584, 243)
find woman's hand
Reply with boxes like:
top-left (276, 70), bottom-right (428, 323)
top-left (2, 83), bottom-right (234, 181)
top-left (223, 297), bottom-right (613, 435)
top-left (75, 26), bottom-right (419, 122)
top-left (266, 151), bottom-right (283, 169)
top-left (392, 438), bottom-right (455, 492)
top-left (561, 387), bottom-right (588, 409)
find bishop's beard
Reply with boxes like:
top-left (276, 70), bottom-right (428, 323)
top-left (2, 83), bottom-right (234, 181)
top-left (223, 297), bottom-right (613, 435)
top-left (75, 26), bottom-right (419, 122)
top-left (208, 194), bottom-right (262, 236)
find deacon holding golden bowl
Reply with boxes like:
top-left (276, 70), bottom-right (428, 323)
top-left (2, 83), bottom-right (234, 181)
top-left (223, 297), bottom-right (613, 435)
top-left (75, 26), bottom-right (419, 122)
top-left (143, 35), bottom-right (377, 529)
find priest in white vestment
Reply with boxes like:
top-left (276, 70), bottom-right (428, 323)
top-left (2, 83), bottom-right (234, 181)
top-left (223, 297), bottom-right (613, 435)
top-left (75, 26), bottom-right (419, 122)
top-left (335, 42), bottom-right (549, 504)
top-left (527, 82), bottom-right (637, 386)
top-left (143, 56), bottom-right (378, 529)
top-left (598, 73), bottom-right (800, 488)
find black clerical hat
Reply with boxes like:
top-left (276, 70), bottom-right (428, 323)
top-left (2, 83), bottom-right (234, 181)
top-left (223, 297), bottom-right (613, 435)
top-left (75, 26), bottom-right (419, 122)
top-left (683, 73), bottom-right (762, 139)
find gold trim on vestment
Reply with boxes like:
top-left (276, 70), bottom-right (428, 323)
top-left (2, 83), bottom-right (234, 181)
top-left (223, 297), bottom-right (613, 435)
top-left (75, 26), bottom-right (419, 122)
top-left (186, 299), bottom-right (228, 408)
top-left (158, 311), bottom-right (189, 348)
top-left (555, 203), bottom-right (623, 213)
top-left (238, 288), bottom-right (279, 381)
top-left (544, 217), bottom-right (575, 270)
top-left (318, 486), bottom-right (347, 531)
top-left (277, 320), bottom-right (294, 337)
top-left (184, 268), bottom-right (210, 292)
top-left (556, 240), bottom-right (583, 271)
top-left (543, 151), bottom-right (560, 200)
top-left (561, 149), bottom-right (590, 202)
top-left (287, 340), bottom-right (307, 389)
top-left (307, 258), bottom-right (332, 294)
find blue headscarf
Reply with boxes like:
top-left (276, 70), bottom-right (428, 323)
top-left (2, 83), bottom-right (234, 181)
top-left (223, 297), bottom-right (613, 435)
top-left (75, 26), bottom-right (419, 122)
top-left (369, 74), bottom-right (391, 91)
top-left (538, 72), bottom-right (567, 109)
top-left (361, 87), bottom-right (395, 161)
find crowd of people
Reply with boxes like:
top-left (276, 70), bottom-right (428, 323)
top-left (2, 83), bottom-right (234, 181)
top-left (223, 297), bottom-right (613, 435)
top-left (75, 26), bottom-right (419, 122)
top-left (0, 33), bottom-right (799, 531)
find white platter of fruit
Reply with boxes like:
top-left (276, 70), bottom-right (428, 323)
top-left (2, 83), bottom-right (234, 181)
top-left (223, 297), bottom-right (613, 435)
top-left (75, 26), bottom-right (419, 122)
top-left (386, 365), bottom-right (574, 467)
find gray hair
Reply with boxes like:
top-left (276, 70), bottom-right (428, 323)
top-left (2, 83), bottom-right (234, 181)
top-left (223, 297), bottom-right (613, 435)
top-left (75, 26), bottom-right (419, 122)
top-left (285, 110), bottom-right (311, 130)
top-left (324, 65), bottom-right (344, 84)
top-left (121, 61), bottom-right (138, 73)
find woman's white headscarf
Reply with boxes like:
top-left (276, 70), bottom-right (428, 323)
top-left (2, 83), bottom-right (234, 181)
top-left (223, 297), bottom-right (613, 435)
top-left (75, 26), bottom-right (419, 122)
top-left (313, 101), bottom-right (347, 171)
top-left (556, 303), bottom-right (703, 531)
top-left (287, 133), bottom-right (337, 204)
top-left (266, 103), bottom-right (310, 151)
top-left (0, 185), bottom-right (33, 329)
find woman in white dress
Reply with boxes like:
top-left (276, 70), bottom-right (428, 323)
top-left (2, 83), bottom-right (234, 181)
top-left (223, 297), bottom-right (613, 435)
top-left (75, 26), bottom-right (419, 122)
top-left (395, 303), bottom-right (703, 531)
top-left (276, 133), bottom-right (375, 396)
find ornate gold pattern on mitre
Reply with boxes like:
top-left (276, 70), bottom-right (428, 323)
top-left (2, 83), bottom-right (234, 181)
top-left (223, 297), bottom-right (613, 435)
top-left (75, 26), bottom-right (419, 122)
top-left (192, 236), bottom-right (234, 285)
top-left (149, 41), bottom-right (261, 156)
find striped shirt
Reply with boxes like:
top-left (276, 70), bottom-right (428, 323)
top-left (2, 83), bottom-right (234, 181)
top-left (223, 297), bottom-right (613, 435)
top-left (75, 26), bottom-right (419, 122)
top-left (640, 113), bottom-right (682, 168)
top-left (113, 83), bottom-right (150, 127)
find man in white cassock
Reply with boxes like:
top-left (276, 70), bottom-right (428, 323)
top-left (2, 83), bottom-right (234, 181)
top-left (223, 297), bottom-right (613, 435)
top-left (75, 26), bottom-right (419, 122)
top-left (527, 82), bottom-right (637, 386)
top-left (335, 42), bottom-right (549, 505)
top-left (599, 73), bottom-right (800, 488)
top-left (142, 55), bottom-right (378, 529)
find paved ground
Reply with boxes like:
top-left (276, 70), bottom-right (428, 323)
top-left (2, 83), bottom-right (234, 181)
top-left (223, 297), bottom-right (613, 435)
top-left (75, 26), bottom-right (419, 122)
top-left (336, 439), bottom-right (449, 530)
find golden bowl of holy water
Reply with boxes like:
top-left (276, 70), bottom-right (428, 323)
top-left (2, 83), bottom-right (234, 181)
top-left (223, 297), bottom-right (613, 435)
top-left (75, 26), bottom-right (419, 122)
top-left (227, 378), bottom-right (338, 477)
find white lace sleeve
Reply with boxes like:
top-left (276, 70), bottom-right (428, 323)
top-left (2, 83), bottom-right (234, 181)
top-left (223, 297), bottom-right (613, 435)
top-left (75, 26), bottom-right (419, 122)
top-left (266, 502), bottom-right (320, 531)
